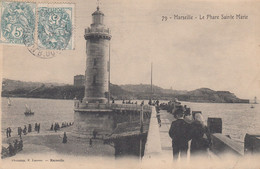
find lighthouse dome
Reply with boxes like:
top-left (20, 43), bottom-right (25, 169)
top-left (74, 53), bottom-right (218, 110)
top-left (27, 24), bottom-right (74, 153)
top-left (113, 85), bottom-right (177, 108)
top-left (92, 6), bottom-right (104, 16)
top-left (92, 6), bottom-right (105, 25)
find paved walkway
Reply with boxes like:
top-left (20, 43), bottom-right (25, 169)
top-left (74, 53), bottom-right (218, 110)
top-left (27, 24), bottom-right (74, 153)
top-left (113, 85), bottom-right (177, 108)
top-left (159, 110), bottom-right (174, 156)
top-left (144, 108), bottom-right (174, 158)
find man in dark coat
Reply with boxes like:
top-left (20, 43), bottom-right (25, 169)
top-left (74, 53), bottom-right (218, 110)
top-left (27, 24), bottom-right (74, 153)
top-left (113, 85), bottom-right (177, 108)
top-left (18, 139), bottom-right (23, 151)
top-left (14, 140), bottom-right (18, 154)
top-left (18, 127), bottom-right (22, 138)
top-left (62, 132), bottom-right (67, 143)
top-left (169, 108), bottom-right (191, 160)
top-left (50, 124), bottom-right (54, 130)
top-left (93, 129), bottom-right (97, 139)
top-left (6, 128), bottom-right (9, 138)
top-left (8, 143), bottom-right (14, 156)
top-left (28, 124), bottom-right (32, 133)
top-left (8, 127), bottom-right (12, 137)
top-left (37, 123), bottom-right (40, 133)
top-left (23, 125), bottom-right (27, 135)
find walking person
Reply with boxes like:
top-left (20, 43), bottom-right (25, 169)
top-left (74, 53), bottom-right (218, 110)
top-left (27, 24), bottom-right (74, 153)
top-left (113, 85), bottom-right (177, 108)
top-left (23, 125), bottom-right (27, 135)
top-left (156, 106), bottom-right (161, 127)
top-left (54, 123), bottom-right (57, 132)
top-left (8, 127), bottom-right (12, 137)
top-left (62, 132), bottom-right (67, 143)
top-left (89, 138), bottom-right (92, 147)
top-left (169, 108), bottom-right (191, 161)
top-left (18, 127), bottom-right (22, 138)
top-left (50, 123), bottom-right (54, 130)
top-left (18, 139), bottom-right (23, 151)
top-left (28, 124), bottom-right (32, 133)
top-left (93, 129), bottom-right (97, 139)
top-left (35, 123), bottom-right (37, 131)
top-left (6, 128), bottom-right (9, 138)
top-left (37, 123), bottom-right (40, 133)
top-left (13, 139), bottom-right (18, 154)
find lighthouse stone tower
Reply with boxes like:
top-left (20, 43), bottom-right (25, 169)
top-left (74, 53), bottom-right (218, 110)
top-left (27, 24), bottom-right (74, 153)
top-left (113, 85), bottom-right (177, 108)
top-left (73, 7), bottom-right (114, 138)
top-left (83, 6), bottom-right (111, 104)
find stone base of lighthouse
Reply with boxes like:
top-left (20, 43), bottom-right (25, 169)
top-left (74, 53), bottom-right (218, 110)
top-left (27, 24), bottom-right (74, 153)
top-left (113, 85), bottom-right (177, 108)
top-left (72, 102), bottom-right (145, 139)
top-left (72, 108), bottom-right (115, 138)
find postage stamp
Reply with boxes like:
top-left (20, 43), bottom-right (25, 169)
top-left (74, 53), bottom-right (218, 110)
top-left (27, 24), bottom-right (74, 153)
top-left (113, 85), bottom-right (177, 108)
top-left (0, 1), bottom-right (36, 45)
top-left (37, 3), bottom-right (74, 50)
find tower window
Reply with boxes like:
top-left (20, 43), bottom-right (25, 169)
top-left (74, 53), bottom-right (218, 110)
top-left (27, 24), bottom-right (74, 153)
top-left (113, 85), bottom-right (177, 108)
top-left (94, 58), bottom-right (97, 66)
top-left (93, 75), bottom-right (96, 84)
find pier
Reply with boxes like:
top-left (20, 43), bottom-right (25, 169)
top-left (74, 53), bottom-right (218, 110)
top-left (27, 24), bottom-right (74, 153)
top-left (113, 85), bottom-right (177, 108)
top-left (144, 108), bottom-right (259, 159)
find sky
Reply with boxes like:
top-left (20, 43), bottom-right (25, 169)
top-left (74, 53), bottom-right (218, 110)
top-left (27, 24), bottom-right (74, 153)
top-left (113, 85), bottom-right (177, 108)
top-left (1, 0), bottom-right (260, 100)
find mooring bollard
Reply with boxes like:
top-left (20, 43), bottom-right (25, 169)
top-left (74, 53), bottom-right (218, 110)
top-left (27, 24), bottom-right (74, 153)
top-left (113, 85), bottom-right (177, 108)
top-left (244, 133), bottom-right (260, 154)
top-left (207, 118), bottom-right (222, 134)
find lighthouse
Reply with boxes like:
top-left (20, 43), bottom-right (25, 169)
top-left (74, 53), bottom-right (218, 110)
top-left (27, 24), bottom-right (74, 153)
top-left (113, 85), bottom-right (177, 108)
top-left (83, 6), bottom-right (111, 104)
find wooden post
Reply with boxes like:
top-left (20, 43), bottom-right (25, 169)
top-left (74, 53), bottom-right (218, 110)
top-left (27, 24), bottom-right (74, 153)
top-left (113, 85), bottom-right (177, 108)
top-left (151, 62), bottom-right (153, 101)
top-left (108, 42), bottom-right (111, 104)
top-left (139, 105), bottom-right (144, 160)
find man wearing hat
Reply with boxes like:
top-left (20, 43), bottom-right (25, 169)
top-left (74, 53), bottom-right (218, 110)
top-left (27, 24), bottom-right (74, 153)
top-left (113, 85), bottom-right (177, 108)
top-left (169, 107), bottom-right (191, 160)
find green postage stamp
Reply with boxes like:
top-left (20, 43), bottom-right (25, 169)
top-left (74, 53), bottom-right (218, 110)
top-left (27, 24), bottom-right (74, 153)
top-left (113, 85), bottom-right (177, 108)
top-left (37, 3), bottom-right (74, 50)
top-left (0, 1), bottom-right (36, 45)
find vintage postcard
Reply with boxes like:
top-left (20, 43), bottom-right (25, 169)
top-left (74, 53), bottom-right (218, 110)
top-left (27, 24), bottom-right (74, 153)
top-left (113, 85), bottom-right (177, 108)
top-left (0, 0), bottom-right (260, 169)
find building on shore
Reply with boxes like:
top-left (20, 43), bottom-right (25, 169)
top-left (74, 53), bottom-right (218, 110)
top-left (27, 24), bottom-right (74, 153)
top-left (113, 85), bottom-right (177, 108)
top-left (73, 75), bottom-right (85, 87)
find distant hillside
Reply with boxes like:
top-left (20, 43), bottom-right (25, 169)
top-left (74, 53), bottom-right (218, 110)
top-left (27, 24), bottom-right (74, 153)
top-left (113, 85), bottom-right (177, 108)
top-left (2, 78), bottom-right (66, 91)
top-left (184, 88), bottom-right (249, 103)
top-left (1, 79), bottom-right (249, 103)
top-left (120, 84), bottom-right (188, 95)
top-left (120, 84), bottom-right (248, 103)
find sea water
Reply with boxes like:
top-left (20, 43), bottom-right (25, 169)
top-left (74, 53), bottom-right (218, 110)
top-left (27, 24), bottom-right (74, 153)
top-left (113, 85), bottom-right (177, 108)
top-left (1, 97), bottom-right (74, 136)
top-left (1, 97), bottom-right (260, 143)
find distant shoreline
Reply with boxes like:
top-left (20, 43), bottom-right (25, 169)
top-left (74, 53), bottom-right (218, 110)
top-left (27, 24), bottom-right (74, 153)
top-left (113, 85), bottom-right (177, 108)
top-left (2, 78), bottom-right (249, 104)
top-left (1, 96), bottom-right (250, 104)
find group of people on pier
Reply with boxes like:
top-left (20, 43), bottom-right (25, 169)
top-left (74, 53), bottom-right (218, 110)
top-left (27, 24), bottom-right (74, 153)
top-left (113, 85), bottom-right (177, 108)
top-left (122, 99), bottom-right (138, 104)
top-left (7, 139), bottom-right (23, 157)
top-left (148, 99), bottom-right (160, 106)
top-left (5, 123), bottom-right (41, 139)
top-left (50, 122), bottom-right (73, 132)
top-left (168, 105), bottom-right (212, 160)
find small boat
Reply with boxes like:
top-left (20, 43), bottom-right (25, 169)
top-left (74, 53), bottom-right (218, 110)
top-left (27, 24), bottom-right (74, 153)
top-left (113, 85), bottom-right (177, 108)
top-left (24, 104), bottom-right (34, 115)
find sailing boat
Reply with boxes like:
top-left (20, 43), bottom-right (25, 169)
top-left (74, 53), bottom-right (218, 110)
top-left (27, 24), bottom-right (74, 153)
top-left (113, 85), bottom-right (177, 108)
top-left (24, 104), bottom-right (34, 115)
top-left (7, 98), bottom-right (11, 106)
